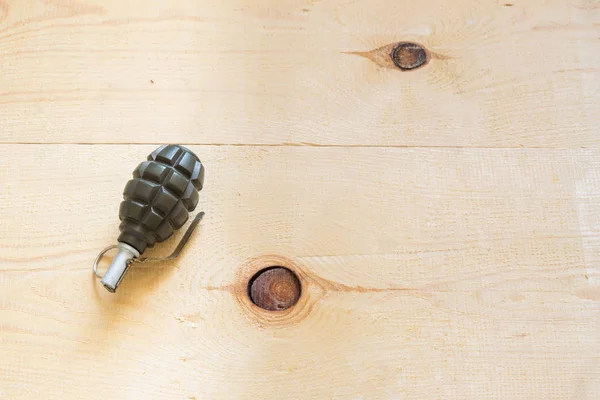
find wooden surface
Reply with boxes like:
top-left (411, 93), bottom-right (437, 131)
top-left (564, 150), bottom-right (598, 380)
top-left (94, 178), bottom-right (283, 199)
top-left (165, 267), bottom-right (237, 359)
top-left (1, 0), bottom-right (599, 399)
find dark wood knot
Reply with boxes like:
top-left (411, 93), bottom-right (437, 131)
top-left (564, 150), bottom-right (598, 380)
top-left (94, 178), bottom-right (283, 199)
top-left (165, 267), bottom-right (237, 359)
top-left (248, 267), bottom-right (301, 311)
top-left (390, 42), bottom-right (429, 71)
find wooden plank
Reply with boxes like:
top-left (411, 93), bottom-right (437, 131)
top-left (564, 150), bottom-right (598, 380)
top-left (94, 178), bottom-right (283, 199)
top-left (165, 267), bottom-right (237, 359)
top-left (0, 0), bottom-right (599, 146)
top-left (1, 144), bottom-right (598, 399)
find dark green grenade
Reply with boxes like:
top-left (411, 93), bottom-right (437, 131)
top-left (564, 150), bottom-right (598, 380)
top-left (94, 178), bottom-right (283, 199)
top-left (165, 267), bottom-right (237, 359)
top-left (99, 144), bottom-right (204, 293)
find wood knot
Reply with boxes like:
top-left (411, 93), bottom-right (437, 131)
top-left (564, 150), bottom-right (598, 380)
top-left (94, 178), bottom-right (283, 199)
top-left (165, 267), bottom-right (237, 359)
top-left (346, 41), bottom-right (437, 71)
top-left (390, 42), bottom-right (429, 70)
top-left (248, 267), bottom-right (301, 311)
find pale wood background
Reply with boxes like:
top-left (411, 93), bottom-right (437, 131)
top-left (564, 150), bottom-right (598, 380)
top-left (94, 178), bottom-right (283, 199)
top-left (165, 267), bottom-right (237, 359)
top-left (0, 0), bottom-right (599, 399)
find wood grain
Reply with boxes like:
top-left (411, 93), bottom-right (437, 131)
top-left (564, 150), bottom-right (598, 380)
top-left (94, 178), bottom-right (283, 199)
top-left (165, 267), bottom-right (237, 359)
top-left (1, 145), bottom-right (599, 399)
top-left (1, 0), bottom-right (600, 398)
top-left (0, 0), bottom-right (598, 146)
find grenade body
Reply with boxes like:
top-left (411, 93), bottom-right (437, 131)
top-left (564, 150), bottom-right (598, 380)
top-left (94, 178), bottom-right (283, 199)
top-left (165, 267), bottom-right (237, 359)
top-left (100, 144), bottom-right (204, 292)
top-left (118, 144), bottom-right (204, 254)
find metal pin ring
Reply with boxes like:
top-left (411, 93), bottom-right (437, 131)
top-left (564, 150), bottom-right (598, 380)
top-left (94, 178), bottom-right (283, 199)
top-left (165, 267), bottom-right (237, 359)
top-left (93, 245), bottom-right (119, 279)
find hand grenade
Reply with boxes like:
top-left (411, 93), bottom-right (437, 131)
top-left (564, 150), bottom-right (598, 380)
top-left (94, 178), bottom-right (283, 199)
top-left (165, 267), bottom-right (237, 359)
top-left (95, 144), bottom-right (205, 293)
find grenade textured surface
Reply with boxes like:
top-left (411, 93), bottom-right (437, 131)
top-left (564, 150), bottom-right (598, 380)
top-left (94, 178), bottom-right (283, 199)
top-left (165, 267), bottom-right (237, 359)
top-left (117, 145), bottom-right (204, 254)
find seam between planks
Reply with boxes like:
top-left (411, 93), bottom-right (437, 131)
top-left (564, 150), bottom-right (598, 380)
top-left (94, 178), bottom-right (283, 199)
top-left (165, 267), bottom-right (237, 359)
top-left (0, 142), bottom-right (596, 150)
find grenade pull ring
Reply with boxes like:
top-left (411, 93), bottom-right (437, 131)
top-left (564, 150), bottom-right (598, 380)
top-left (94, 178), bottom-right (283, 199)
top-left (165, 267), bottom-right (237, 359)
top-left (93, 144), bottom-right (205, 293)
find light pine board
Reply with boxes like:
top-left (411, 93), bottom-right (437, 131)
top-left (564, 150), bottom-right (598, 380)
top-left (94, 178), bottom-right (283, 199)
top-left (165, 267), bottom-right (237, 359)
top-left (0, 0), bottom-right (599, 146)
top-left (1, 1), bottom-right (600, 399)
top-left (1, 145), bottom-right (599, 399)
